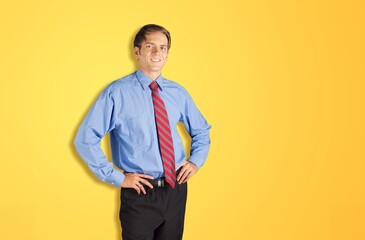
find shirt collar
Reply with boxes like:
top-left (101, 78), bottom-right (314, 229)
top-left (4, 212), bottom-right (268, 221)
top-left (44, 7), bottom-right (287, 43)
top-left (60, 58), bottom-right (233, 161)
top-left (135, 68), bottom-right (165, 91)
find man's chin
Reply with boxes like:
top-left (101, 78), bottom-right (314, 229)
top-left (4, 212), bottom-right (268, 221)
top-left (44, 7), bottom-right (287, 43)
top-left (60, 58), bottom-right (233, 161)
top-left (149, 66), bottom-right (164, 72)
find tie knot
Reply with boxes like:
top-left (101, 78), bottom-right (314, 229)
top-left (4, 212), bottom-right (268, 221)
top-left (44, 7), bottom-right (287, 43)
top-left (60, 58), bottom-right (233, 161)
top-left (149, 81), bottom-right (159, 91)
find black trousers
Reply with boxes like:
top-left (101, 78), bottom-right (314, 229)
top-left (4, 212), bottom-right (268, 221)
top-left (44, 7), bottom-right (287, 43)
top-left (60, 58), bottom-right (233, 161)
top-left (120, 180), bottom-right (187, 240)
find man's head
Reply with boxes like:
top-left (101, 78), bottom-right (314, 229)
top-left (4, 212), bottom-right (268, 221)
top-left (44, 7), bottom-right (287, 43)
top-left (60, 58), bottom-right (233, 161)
top-left (134, 24), bottom-right (171, 50)
top-left (134, 24), bottom-right (171, 80)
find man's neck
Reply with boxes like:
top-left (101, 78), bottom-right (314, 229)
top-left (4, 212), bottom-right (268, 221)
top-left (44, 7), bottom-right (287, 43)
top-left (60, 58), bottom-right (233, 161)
top-left (139, 69), bottom-right (161, 81)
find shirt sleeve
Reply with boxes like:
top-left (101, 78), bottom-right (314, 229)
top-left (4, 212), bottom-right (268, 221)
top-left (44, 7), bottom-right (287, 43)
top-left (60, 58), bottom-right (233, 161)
top-left (179, 87), bottom-right (212, 168)
top-left (74, 86), bottom-right (125, 187)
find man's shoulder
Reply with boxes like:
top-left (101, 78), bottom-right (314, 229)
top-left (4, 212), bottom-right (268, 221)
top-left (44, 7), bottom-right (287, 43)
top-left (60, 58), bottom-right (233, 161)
top-left (104, 72), bottom-right (137, 93)
top-left (161, 77), bottom-right (187, 91)
top-left (162, 77), bottom-right (192, 98)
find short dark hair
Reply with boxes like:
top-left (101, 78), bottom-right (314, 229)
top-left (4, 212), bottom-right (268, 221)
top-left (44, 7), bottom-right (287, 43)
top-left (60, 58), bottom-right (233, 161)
top-left (134, 24), bottom-right (171, 50)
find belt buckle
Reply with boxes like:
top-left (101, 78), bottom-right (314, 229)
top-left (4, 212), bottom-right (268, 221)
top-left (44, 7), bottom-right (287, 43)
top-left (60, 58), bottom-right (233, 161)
top-left (157, 179), bottom-right (164, 188)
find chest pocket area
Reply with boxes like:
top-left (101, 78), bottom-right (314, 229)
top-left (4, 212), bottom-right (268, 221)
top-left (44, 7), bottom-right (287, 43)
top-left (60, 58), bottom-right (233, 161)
top-left (125, 114), bottom-right (153, 146)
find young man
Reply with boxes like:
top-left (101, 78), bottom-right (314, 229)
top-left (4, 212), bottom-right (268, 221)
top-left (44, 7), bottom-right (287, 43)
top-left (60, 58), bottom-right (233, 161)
top-left (74, 24), bottom-right (211, 240)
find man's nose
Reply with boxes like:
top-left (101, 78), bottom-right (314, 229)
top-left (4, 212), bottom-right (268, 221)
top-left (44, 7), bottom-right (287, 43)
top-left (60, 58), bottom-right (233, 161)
top-left (152, 47), bottom-right (160, 53)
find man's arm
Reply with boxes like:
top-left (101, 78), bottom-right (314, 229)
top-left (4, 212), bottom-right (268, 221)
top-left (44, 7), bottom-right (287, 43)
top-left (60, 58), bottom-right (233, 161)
top-left (74, 86), bottom-right (125, 187)
top-left (177, 87), bottom-right (212, 184)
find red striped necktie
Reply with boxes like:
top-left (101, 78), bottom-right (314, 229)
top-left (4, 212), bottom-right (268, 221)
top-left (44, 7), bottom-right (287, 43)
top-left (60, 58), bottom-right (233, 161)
top-left (149, 81), bottom-right (176, 188)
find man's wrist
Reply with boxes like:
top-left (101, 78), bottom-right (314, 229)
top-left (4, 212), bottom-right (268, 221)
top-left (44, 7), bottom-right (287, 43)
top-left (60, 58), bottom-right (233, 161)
top-left (188, 161), bottom-right (198, 168)
top-left (106, 169), bottom-right (125, 187)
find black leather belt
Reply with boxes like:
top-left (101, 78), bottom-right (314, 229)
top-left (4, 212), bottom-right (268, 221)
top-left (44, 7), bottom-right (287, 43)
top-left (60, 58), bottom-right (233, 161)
top-left (144, 168), bottom-right (182, 188)
top-left (147, 178), bottom-right (165, 188)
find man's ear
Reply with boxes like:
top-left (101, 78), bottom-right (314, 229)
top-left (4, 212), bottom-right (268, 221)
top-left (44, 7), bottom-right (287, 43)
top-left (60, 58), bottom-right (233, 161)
top-left (134, 47), bottom-right (140, 59)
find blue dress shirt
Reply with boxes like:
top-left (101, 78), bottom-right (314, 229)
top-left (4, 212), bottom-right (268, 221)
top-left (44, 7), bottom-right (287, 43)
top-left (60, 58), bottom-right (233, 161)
top-left (74, 69), bottom-right (211, 187)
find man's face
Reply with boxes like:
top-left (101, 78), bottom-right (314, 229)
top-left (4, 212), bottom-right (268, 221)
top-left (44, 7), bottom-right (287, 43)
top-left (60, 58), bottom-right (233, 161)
top-left (134, 31), bottom-right (169, 76)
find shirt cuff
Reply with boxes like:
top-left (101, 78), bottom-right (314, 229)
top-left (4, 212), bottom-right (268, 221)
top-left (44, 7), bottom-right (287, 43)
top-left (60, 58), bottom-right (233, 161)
top-left (105, 169), bottom-right (125, 187)
top-left (187, 155), bottom-right (205, 169)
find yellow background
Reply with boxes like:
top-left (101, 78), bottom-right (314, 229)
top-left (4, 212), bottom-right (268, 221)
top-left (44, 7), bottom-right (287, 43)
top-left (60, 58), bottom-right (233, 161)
top-left (1, 0), bottom-right (364, 239)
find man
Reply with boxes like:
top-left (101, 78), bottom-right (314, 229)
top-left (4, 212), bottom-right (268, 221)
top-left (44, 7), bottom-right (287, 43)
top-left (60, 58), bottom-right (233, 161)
top-left (74, 24), bottom-right (211, 240)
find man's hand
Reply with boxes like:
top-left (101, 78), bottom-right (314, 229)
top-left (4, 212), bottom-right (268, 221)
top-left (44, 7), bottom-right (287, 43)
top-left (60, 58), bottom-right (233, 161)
top-left (177, 161), bottom-right (198, 184)
top-left (121, 173), bottom-right (154, 194)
